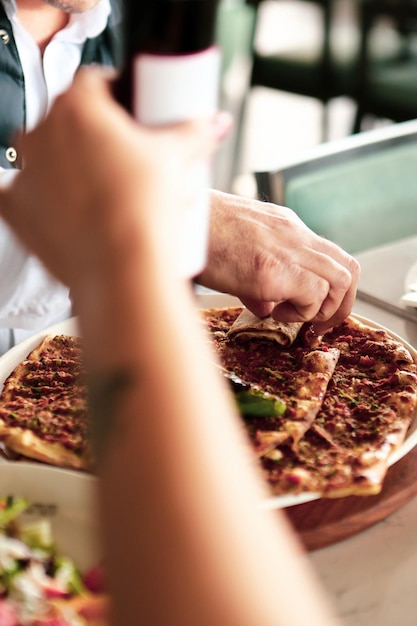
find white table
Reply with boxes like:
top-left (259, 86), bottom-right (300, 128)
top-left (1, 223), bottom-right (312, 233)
top-left (353, 234), bottom-right (417, 345)
top-left (310, 234), bottom-right (417, 626)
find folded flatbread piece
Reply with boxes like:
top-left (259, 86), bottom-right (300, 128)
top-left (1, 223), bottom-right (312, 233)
top-left (228, 308), bottom-right (303, 346)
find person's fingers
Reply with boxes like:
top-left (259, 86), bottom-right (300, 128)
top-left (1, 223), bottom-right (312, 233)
top-left (305, 249), bottom-right (360, 328)
top-left (242, 246), bottom-right (359, 328)
top-left (270, 271), bottom-right (330, 322)
top-left (312, 278), bottom-right (359, 332)
top-left (239, 298), bottom-right (275, 319)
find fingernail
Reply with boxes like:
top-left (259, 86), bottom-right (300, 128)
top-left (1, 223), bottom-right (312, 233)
top-left (211, 111), bottom-right (233, 140)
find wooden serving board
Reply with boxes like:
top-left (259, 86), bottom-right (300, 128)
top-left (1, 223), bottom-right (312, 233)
top-left (284, 444), bottom-right (417, 552)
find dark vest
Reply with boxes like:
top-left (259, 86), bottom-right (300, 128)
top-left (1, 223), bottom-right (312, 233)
top-left (0, 1), bottom-right (122, 169)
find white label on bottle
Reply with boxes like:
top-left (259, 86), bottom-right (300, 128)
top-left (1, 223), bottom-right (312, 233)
top-left (133, 47), bottom-right (220, 278)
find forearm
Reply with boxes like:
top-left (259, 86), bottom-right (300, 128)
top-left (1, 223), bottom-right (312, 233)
top-left (199, 189), bottom-right (256, 293)
top-left (199, 189), bottom-right (287, 298)
top-left (75, 245), bottom-right (340, 626)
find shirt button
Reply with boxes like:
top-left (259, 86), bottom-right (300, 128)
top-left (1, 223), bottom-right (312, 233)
top-left (0, 30), bottom-right (10, 45)
top-left (6, 147), bottom-right (17, 163)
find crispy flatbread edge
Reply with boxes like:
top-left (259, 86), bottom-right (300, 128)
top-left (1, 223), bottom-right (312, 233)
top-left (227, 308), bottom-right (303, 346)
top-left (26, 334), bottom-right (82, 361)
top-left (267, 471), bottom-right (383, 499)
top-left (0, 423), bottom-right (91, 471)
top-left (269, 419), bottom-right (413, 499)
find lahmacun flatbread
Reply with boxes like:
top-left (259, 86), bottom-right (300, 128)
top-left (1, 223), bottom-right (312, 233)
top-left (0, 335), bottom-right (91, 470)
top-left (0, 309), bottom-right (416, 501)
top-left (202, 306), bottom-right (334, 449)
top-left (202, 306), bottom-right (417, 498)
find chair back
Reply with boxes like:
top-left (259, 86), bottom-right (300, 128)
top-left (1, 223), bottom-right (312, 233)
top-left (255, 119), bottom-right (417, 253)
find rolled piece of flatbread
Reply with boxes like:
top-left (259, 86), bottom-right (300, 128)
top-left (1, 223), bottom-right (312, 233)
top-left (227, 308), bottom-right (303, 346)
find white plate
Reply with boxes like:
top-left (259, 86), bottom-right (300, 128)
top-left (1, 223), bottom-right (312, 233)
top-left (0, 463), bottom-right (99, 571)
top-left (405, 260), bottom-right (417, 293)
top-left (403, 261), bottom-right (417, 307)
top-left (196, 293), bottom-right (417, 509)
top-left (0, 317), bottom-right (80, 393)
top-left (2, 303), bottom-right (417, 510)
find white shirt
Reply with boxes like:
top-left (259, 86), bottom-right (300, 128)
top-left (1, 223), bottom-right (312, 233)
top-left (0, 0), bottom-right (111, 354)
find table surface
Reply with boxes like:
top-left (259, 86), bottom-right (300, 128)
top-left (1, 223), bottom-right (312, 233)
top-left (310, 234), bottom-right (417, 626)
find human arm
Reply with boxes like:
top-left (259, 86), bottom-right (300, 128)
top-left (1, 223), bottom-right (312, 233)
top-left (0, 69), bottom-right (340, 626)
top-left (198, 189), bottom-right (360, 333)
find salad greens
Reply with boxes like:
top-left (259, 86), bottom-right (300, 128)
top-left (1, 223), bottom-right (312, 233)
top-left (0, 496), bottom-right (106, 626)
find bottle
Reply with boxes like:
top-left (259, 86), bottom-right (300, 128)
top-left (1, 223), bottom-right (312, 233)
top-left (116, 0), bottom-right (221, 278)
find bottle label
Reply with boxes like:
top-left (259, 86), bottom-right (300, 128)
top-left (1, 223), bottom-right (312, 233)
top-left (133, 47), bottom-right (220, 124)
top-left (133, 47), bottom-right (220, 278)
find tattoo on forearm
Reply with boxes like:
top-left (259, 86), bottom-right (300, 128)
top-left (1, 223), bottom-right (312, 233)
top-left (87, 369), bottom-right (134, 462)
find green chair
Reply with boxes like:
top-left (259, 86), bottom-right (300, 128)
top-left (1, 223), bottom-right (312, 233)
top-left (255, 118), bottom-right (417, 253)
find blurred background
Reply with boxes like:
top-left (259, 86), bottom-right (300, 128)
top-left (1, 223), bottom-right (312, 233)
top-left (213, 0), bottom-right (417, 196)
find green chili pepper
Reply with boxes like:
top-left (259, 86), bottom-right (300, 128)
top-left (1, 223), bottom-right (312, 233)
top-left (235, 389), bottom-right (286, 418)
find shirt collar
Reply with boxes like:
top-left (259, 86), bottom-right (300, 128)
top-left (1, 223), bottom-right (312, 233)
top-left (2, 0), bottom-right (17, 19)
top-left (2, 0), bottom-right (112, 42)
